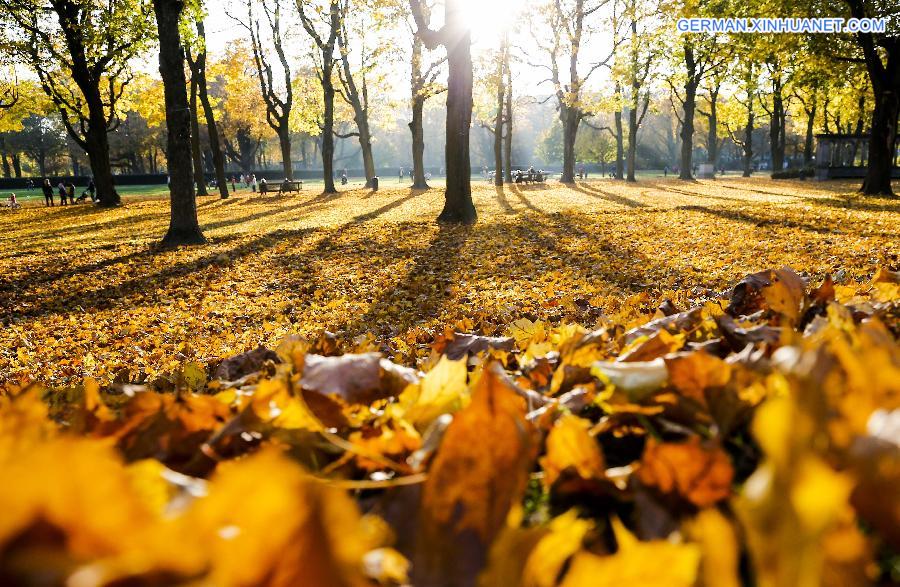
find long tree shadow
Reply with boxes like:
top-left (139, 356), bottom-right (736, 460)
top-left (200, 200), bottom-right (315, 232)
top-left (11, 191), bottom-right (422, 321)
top-left (641, 183), bottom-right (746, 204)
top-left (796, 195), bottom-right (900, 214)
top-left (0, 209), bottom-right (170, 247)
top-left (675, 204), bottom-right (852, 236)
top-left (509, 185), bottom-right (544, 213)
top-left (512, 212), bottom-right (684, 295)
top-left (337, 223), bottom-right (471, 338)
top-left (7, 229), bottom-right (317, 320)
top-left (572, 183), bottom-right (646, 208)
top-left (493, 186), bottom-right (517, 215)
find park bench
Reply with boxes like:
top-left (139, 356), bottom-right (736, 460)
top-left (260, 180), bottom-right (303, 195)
top-left (514, 170), bottom-right (547, 184)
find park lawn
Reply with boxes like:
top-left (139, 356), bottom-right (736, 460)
top-left (1, 176), bottom-right (897, 386)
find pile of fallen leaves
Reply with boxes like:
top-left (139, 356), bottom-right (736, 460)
top-left (2, 265), bottom-right (898, 586)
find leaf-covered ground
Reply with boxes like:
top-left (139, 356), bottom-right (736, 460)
top-left (2, 178), bottom-right (897, 385)
top-left (1, 179), bottom-right (899, 586)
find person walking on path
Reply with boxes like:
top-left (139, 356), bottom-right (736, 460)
top-left (251, 174), bottom-right (258, 193)
top-left (42, 179), bottom-right (54, 207)
top-left (58, 182), bottom-right (68, 206)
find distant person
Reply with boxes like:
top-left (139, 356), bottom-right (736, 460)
top-left (65, 182), bottom-right (75, 204)
top-left (230, 176), bottom-right (236, 192)
top-left (399, 167), bottom-right (404, 182)
top-left (259, 177), bottom-right (267, 193)
top-left (664, 165), bottom-right (668, 177)
top-left (341, 171), bottom-right (348, 185)
top-left (84, 178), bottom-right (96, 202)
top-left (26, 179), bottom-right (34, 191)
top-left (8, 193), bottom-right (19, 210)
top-left (42, 179), bottom-right (54, 206)
top-left (251, 174), bottom-right (258, 193)
top-left (58, 181), bottom-right (68, 205)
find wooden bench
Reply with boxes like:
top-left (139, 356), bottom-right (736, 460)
top-left (514, 170), bottom-right (546, 184)
top-left (260, 180), bottom-right (303, 195)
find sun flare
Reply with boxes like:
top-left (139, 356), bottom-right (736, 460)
top-left (459, 0), bottom-right (525, 40)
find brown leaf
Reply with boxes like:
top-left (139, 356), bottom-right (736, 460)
top-left (728, 268), bottom-right (806, 323)
top-left (638, 437), bottom-right (734, 509)
top-left (212, 346), bottom-right (281, 382)
top-left (442, 333), bottom-right (516, 361)
top-left (414, 363), bottom-right (537, 586)
top-left (300, 353), bottom-right (419, 405)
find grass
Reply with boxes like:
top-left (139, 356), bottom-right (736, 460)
top-left (2, 176), bottom-right (898, 386)
top-left (4, 170), bottom-right (704, 203)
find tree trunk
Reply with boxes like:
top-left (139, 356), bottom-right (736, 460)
top-left (410, 97), bottom-right (428, 189)
top-left (504, 59), bottom-right (513, 184)
top-left (154, 0), bottom-right (205, 246)
top-left (83, 120), bottom-right (118, 205)
top-left (439, 0), bottom-right (475, 223)
top-left (743, 109), bottom-right (754, 177)
top-left (560, 108), bottom-right (579, 184)
top-left (322, 64), bottom-right (337, 194)
top-left (189, 74), bottom-right (208, 196)
top-left (0, 150), bottom-right (10, 178)
top-left (770, 77), bottom-right (785, 172)
top-left (278, 126), bottom-right (294, 180)
top-left (626, 105), bottom-right (638, 182)
top-left (862, 85), bottom-right (899, 195)
top-left (803, 101), bottom-right (816, 166)
top-left (357, 117), bottom-right (375, 187)
top-left (493, 49), bottom-right (504, 187)
top-left (194, 22), bottom-right (228, 199)
top-left (680, 81), bottom-right (697, 180)
top-left (12, 153), bottom-right (21, 178)
top-left (707, 86), bottom-right (719, 165)
top-left (614, 110), bottom-right (624, 179)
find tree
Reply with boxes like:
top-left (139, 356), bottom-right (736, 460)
top-left (617, 0), bottom-right (660, 182)
top-left (337, 0), bottom-right (390, 188)
top-left (407, 2), bottom-right (445, 189)
top-left (153, 0), bottom-right (205, 246)
top-left (298, 0), bottom-right (340, 193)
top-left (15, 114), bottom-right (68, 177)
top-left (697, 69), bottom-right (726, 167)
top-left (475, 35), bottom-right (510, 186)
top-left (0, 0), bottom-right (154, 206)
top-left (841, 0), bottom-right (900, 196)
top-left (759, 54), bottom-right (790, 173)
top-left (232, 0), bottom-right (295, 181)
top-left (186, 21), bottom-right (230, 198)
top-left (211, 42), bottom-right (270, 175)
top-left (503, 53), bottom-right (514, 183)
top-left (532, 0), bottom-right (616, 184)
top-left (721, 54), bottom-right (759, 177)
top-left (188, 61), bottom-right (209, 197)
top-left (410, 0), bottom-right (476, 223)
